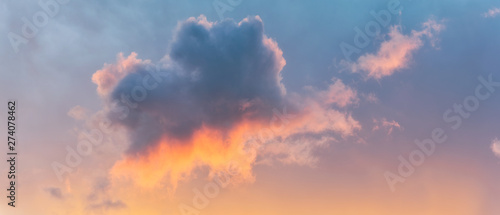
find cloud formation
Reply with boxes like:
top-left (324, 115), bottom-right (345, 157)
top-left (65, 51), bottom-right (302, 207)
top-left (483, 8), bottom-right (500, 18)
top-left (345, 19), bottom-right (444, 80)
top-left (92, 52), bottom-right (152, 97)
top-left (101, 16), bottom-right (286, 155)
top-left (67, 105), bottom-right (89, 121)
top-left (372, 118), bottom-right (402, 135)
top-left (491, 138), bottom-right (500, 158)
top-left (305, 78), bottom-right (358, 108)
top-left (91, 15), bottom-right (361, 189)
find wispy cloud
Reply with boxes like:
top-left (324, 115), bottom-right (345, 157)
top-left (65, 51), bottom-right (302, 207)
top-left (483, 8), bottom-right (500, 18)
top-left (343, 19), bottom-right (445, 80)
top-left (260, 135), bottom-right (335, 167)
top-left (491, 138), bottom-right (500, 157)
top-left (362, 93), bottom-right (379, 103)
top-left (372, 118), bottom-right (402, 135)
top-left (67, 105), bottom-right (89, 121)
top-left (304, 78), bottom-right (359, 108)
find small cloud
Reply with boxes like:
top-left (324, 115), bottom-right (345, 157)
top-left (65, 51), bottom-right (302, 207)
top-left (362, 93), bottom-right (379, 103)
top-left (87, 177), bottom-right (110, 200)
top-left (343, 18), bottom-right (445, 80)
top-left (67, 105), bottom-right (88, 121)
top-left (373, 118), bottom-right (402, 135)
top-left (87, 199), bottom-right (127, 211)
top-left (44, 187), bottom-right (64, 199)
top-left (491, 138), bottom-right (500, 157)
top-left (483, 8), bottom-right (500, 18)
top-left (305, 78), bottom-right (359, 108)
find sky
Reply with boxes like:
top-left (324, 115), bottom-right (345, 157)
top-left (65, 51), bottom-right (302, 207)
top-left (1, 0), bottom-right (500, 214)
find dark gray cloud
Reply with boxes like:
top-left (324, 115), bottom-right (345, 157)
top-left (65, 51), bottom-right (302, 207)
top-left (102, 15), bottom-right (288, 155)
top-left (44, 187), bottom-right (64, 199)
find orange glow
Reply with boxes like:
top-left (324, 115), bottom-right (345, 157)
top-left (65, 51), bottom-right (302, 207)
top-left (110, 121), bottom-right (265, 190)
top-left (110, 99), bottom-right (362, 191)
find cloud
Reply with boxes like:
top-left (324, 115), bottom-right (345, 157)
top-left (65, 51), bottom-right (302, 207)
top-left (92, 52), bottom-right (152, 96)
top-left (87, 200), bottom-right (127, 211)
top-left (91, 15), bottom-right (361, 190)
top-left (259, 135), bottom-right (335, 167)
top-left (491, 138), bottom-right (500, 157)
top-left (44, 187), bottom-right (64, 199)
top-left (86, 177), bottom-right (127, 212)
top-left (362, 93), bottom-right (379, 103)
top-left (483, 8), bottom-right (500, 18)
top-left (67, 105), bottom-right (89, 121)
top-left (86, 177), bottom-right (111, 201)
top-left (107, 15), bottom-right (286, 155)
top-left (372, 118), bottom-right (402, 135)
top-left (344, 19), bottom-right (445, 80)
top-left (291, 103), bottom-right (361, 137)
top-left (304, 78), bottom-right (358, 108)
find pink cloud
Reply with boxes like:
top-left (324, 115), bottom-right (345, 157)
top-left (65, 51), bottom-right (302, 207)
top-left (373, 118), bottom-right (402, 135)
top-left (491, 138), bottom-right (500, 158)
top-left (363, 93), bottom-right (379, 103)
top-left (67, 105), bottom-right (88, 121)
top-left (91, 52), bottom-right (151, 96)
top-left (345, 19), bottom-right (444, 80)
top-left (305, 78), bottom-right (358, 108)
top-left (483, 8), bottom-right (500, 18)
